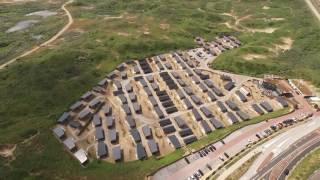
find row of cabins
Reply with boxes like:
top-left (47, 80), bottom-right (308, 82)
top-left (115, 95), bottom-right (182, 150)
top-left (130, 125), bottom-right (160, 160)
top-left (53, 127), bottom-right (89, 164)
top-left (138, 59), bottom-right (153, 74)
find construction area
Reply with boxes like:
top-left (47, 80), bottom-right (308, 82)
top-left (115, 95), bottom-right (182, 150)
top-left (52, 35), bottom-right (290, 164)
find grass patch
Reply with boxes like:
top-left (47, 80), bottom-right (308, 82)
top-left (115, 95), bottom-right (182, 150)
top-left (224, 153), bottom-right (261, 180)
top-left (288, 147), bottom-right (320, 180)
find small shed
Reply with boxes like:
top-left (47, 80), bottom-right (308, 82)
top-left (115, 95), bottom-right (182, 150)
top-left (168, 135), bottom-right (181, 149)
top-left (136, 143), bottom-right (147, 160)
top-left (95, 127), bottom-right (105, 141)
top-left (53, 127), bottom-right (65, 139)
top-left (209, 118), bottom-right (224, 129)
top-left (147, 139), bottom-right (159, 154)
top-left (130, 129), bottom-right (141, 142)
top-left (112, 146), bottom-right (122, 161)
top-left (142, 125), bottom-right (152, 139)
top-left (97, 141), bottom-right (108, 159)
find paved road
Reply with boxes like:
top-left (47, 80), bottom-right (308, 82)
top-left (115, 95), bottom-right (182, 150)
top-left (251, 129), bottom-right (320, 180)
top-left (217, 118), bottom-right (320, 180)
top-left (0, 0), bottom-right (74, 70)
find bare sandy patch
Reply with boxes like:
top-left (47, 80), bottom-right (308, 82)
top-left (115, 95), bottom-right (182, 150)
top-left (0, 0), bottom-right (36, 4)
top-left (104, 15), bottom-right (123, 20)
top-left (160, 23), bottom-right (170, 30)
top-left (268, 37), bottom-right (293, 55)
top-left (245, 27), bottom-right (277, 33)
top-left (0, 144), bottom-right (16, 159)
top-left (117, 32), bottom-right (131, 36)
top-left (221, 12), bottom-right (277, 34)
top-left (243, 54), bottom-right (267, 61)
top-left (262, 6), bottom-right (270, 10)
top-left (271, 18), bottom-right (285, 21)
top-left (243, 37), bottom-right (293, 61)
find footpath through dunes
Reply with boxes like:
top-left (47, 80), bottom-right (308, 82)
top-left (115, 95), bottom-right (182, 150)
top-left (0, 0), bottom-right (74, 70)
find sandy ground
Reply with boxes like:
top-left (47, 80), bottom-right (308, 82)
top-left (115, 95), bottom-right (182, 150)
top-left (243, 54), bottom-right (267, 61)
top-left (243, 37), bottom-right (293, 61)
top-left (0, 144), bottom-right (16, 159)
top-left (221, 11), bottom-right (278, 34)
top-left (0, 0), bottom-right (36, 3)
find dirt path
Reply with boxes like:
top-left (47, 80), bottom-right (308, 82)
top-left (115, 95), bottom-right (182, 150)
top-left (0, 0), bottom-right (74, 70)
top-left (305, 0), bottom-right (320, 22)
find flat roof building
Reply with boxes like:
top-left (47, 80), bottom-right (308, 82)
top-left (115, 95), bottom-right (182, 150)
top-left (226, 100), bottom-right (239, 111)
top-left (235, 90), bottom-right (247, 102)
top-left (212, 87), bottom-right (224, 96)
top-left (89, 97), bottom-right (105, 110)
top-left (209, 118), bottom-right (224, 129)
top-left (78, 108), bottom-right (93, 121)
top-left (105, 115), bottom-right (114, 128)
top-left (69, 120), bottom-right (82, 129)
top-left (92, 114), bottom-right (102, 127)
top-left (204, 79), bottom-right (214, 88)
top-left (154, 106), bottom-right (164, 119)
top-left (97, 141), bottom-right (108, 159)
top-left (53, 126), bottom-right (65, 139)
top-left (252, 104), bottom-right (264, 115)
top-left (125, 83), bottom-right (133, 93)
top-left (130, 129), bottom-right (141, 143)
top-left (207, 91), bottom-right (217, 102)
top-left (142, 125), bottom-right (152, 139)
top-left (183, 98), bottom-right (193, 110)
top-left (183, 135), bottom-right (197, 145)
top-left (95, 127), bottom-right (105, 141)
top-left (147, 139), bottom-right (159, 154)
top-left (136, 143), bottom-right (147, 160)
top-left (125, 116), bottom-right (136, 129)
top-left (227, 112), bottom-right (239, 124)
top-left (70, 101), bottom-right (85, 112)
top-left (109, 129), bottom-right (118, 143)
top-left (276, 97), bottom-right (289, 107)
top-left (74, 149), bottom-right (88, 165)
top-left (174, 116), bottom-right (188, 129)
top-left (129, 93), bottom-right (137, 102)
top-left (191, 95), bottom-right (202, 105)
top-left (118, 94), bottom-right (127, 104)
top-left (199, 83), bottom-right (208, 92)
top-left (63, 138), bottom-right (76, 151)
top-left (199, 120), bottom-right (212, 134)
top-left (200, 106), bottom-right (213, 118)
top-left (236, 111), bottom-right (250, 121)
top-left (217, 101), bottom-right (228, 113)
top-left (162, 125), bottom-right (176, 134)
top-left (112, 146), bottom-right (122, 161)
top-left (57, 112), bottom-right (72, 124)
top-left (176, 89), bottom-right (186, 99)
top-left (102, 104), bottom-right (112, 116)
top-left (260, 101), bottom-right (273, 112)
top-left (148, 96), bottom-right (158, 106)
top-left (122, 104), bottom-right (132, 115)
top-left (184, 87), bottom-right (194, 95)
top-left (192, 108), bottom-right (203, 121)
top-left (159, 119), bottom-right (172, 127)
top-left (133, 102), bottom-right (142, 114)
top-left (81, 91), bottom-right (95, 102)
top-left (168, 135), bottom-right (181, 149)
top-left (177, 79), bottom-right (186, 87)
